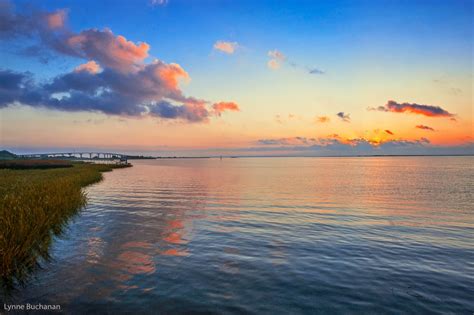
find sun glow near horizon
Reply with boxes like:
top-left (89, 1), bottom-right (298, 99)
top-left (0, 0), bottom-right (472, 156)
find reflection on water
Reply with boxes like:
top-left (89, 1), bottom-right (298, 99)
top-left (2, 157), bottom-right (473, 314)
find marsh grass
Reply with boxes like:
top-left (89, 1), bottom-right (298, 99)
top-left (0, 159), bottom-right (73, 169)
top-left (0, 162), bottom-right (131, 291)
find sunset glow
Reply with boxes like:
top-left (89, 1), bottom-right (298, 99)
top-left (0, 0), bottom-right (472, 156)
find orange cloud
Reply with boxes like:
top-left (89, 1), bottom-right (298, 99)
top-left (370, 100), bottom-right (455, 118)
top-left (213, 41), bottom-right (238, 54)
top-left (212, 101), bottom-right (240, 116)
top-left (0, 5), bottom-right (241, 124)
top-left (74, 60), bottom-right (101, 74)
top-left (316, 116), bottom-right (330, 123)
top-left (157, 62), bottom-right (189, 90)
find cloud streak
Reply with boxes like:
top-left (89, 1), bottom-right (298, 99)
top-left (239, 135), bottom-right (474, 156)
top-left (307, 67), bottom-right (325, 75)
top-left (267, 49), bottom-right (325, 75)
top-left (258, 137), bottom-right (319, 146)
top-left (255, 135), bottom-right (436, 154)
top-left (212, 101), bottom-right (240, 116)
top-left (416, 125), bottom-right (435, 131)
top-left (369, 100), bottom-right (455, 118)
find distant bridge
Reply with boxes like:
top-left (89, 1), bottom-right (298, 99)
top-left (17, 152), bottom-right (128, 163)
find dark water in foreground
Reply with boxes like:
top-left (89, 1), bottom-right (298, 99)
top-left (6, 157), bottom-right (474, 314)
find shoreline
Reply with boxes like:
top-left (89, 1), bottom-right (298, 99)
top-left (149, 154), bottom-right (474, 159)
top-left (0, 161), bottom-right (132, 291)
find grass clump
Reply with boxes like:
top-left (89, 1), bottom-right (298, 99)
top-left (0, 162), bottom-right (131, 290)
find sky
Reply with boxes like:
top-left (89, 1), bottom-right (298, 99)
top-left (0, 0), bottom-right (472, 156)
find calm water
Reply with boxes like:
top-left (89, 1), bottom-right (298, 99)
top-left (6, 157), bottom-right (474, 314)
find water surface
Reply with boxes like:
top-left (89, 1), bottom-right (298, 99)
top-left (6, 157), bottom-right (474, 314)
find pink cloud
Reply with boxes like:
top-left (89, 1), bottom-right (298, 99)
top-left (268, 50), bottom-right (285, 60)
top-left (74, 60), bottom-right (101, 74)
top-left (213, 41), bottom-right (238, 54)
top-left (66, 29), bottom-right (150, 72)
top-left (0, 4), bottom-right (240, 123)
top-left (267, 59), bottom-right (281, 70)
top-left (267, 50), bottom-right (285, 70)
top-left (45, 9), bottom-right (67, 29)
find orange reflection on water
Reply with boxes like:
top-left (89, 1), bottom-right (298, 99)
top-left (168, 219), bottom-right (184, 229)
top-left (164, 232), bottom-right (185, 244)
top-left (116, 251), bottom-right (156, 275)
top-left (106, 240), bottom-right (157, 288)
top-left (162, 218), bottom-right (189, 256)
top-left (161, 248), bottom-right (188, 256)
top-left (122, 241), bottom-right (153, 249)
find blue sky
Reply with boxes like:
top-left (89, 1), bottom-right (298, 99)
top-left (7, 0), bottom-right (472, 76)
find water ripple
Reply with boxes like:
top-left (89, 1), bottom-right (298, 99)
top-left (9, 157), bottom-right (474, 314)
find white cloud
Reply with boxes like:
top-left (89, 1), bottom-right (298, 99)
top-left (150, 0), bottom-right (168, 6)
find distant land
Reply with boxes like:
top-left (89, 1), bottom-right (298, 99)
top-left (1, 149), bottom-right (473, 160)
top-left (0, 150), bottom-right (17, 160)
top-left (125, 155), bottom-right (156, 160)
top-left (0, 150), bottom-right (155, 160)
